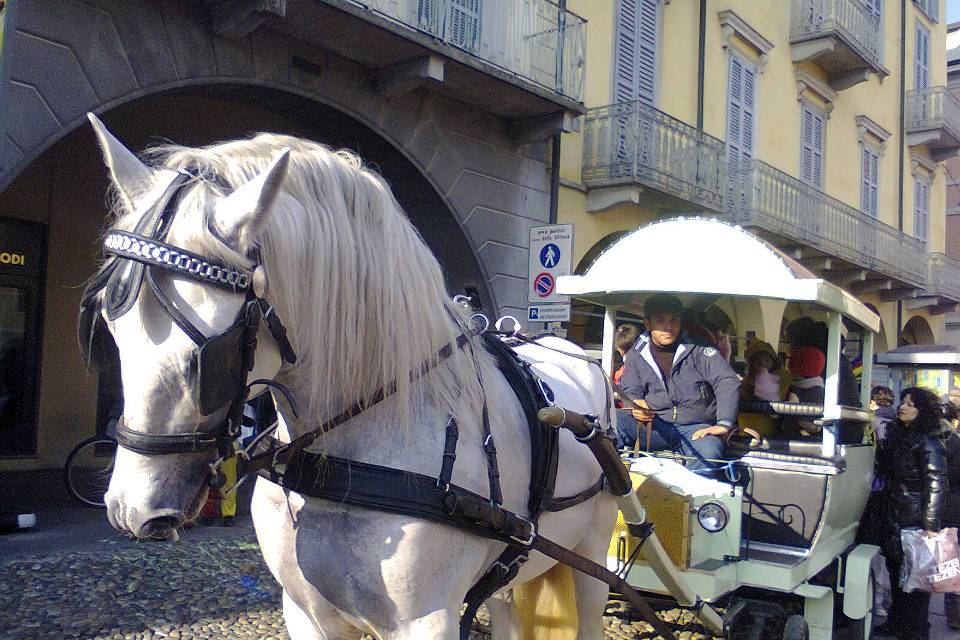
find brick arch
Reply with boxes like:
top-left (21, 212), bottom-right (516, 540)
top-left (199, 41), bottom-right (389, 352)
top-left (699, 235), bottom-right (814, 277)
top-left (0, 0), bottom-right (552, 317)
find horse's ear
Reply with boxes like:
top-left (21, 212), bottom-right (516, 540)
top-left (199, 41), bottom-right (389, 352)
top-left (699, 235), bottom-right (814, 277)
top-left (87, 113), bottom-right (174, 212)
top-left (212, 148), bottom-right (290, 251)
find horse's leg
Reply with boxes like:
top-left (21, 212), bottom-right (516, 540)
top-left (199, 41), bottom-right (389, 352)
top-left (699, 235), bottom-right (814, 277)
top-left (283, 590), bottom-right (357, 640)
top-left (381, 608), bottom-right (460, 640)
top-left (487, 591), bottom-right (524, 640)
top-left (571, 495), bottom-right (619, 639)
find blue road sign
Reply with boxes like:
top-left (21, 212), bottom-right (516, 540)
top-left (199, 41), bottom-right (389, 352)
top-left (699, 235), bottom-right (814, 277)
top-left (540, 243), bottom-right (560, 268)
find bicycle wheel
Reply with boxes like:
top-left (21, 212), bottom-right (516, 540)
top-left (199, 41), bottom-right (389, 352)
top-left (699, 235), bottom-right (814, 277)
top-left (64, 436), bottom-right (117, 507)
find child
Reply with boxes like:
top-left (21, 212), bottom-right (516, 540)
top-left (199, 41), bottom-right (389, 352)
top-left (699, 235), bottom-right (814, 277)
top-left (738, 339), bottom-right (782, 436)
top-left (779, 346), bottom-right (826, 439)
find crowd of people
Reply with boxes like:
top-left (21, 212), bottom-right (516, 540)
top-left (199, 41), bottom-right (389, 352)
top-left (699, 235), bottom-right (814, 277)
top-left (611, 293), bottom-right (960, 640)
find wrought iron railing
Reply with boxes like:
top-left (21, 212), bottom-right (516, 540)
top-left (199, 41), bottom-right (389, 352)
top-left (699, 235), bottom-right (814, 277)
top-left (581, 101), bottom-right (726, 212)
top-left (913, 0), bottom-right (938, 22)
top-left (345, 0), bottom-right (586, 101)
top-left (906, 86), bottom-right (960, 139)
top-left (927, 253), bottom-right (960, 302)
top-left (790, 0), bottom-right (882, 70)
top-left (727, 160), bottom-right (928, 287)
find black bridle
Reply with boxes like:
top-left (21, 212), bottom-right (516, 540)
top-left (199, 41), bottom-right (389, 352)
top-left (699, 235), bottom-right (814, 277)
top-left (78, 171), bottom-right (297, 465)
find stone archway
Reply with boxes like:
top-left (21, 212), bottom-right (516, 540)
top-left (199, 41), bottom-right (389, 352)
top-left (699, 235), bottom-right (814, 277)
top-left (0, 0), bottom-right (553, 320)
top-left (901, 315), bottom-right (936, 346)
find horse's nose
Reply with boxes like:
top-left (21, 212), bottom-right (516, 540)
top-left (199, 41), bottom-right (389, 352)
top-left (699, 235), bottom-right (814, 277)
top-left (135, 512), bottom-right (183, 540)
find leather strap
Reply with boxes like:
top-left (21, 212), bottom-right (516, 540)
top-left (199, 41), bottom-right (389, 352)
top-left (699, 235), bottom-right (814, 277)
top-left (266, 450), bottom-right (672, 640)
top-left (240, 334), bottom-right (471, 477)
top-left (438, 417), bottom-right (459, 487)
top-left (541, 475), bottom-right (606, 512)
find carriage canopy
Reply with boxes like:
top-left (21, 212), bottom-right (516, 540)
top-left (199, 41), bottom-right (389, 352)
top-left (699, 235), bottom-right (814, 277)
top-left (557, 217), bottom-right (880, 333)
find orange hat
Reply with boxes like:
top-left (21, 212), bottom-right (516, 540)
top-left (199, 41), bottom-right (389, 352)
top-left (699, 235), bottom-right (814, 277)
top-left (789, 346), bottom-right (826, 378)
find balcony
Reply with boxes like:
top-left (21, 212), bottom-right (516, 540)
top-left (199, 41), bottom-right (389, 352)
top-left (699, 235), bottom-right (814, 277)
top-left (906, 86), bottom-right (960, 161)
top-left (914, 0), bottom-right (939, 23)
top-left (581, 102), bottom-right (726, 214)
top-left (726, 160), bottom-right (927, 292)
top-left (790, 0), bottom-right (887, 90)
top-left (917, 253), bottom-right (960, 313)
top-left (201, 0), bottom-right (586, 129)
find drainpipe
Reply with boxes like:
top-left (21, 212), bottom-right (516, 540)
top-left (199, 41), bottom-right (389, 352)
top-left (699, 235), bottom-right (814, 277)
top-left (549, 133), bottom-right (560, 224)
top-left (696, 0), bottom-right (707, 130)
top-left (549, 0), bottom-right (567, 225)
top-left (897, 0), bottom-right (907, 340)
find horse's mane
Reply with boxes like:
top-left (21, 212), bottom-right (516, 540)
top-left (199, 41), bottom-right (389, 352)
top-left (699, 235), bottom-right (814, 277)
top-left (109, 133), bottom-right (487, 430)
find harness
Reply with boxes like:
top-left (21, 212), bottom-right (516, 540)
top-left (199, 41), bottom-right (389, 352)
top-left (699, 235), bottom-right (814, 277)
top-left (78, 173), bottom-right (675, 640)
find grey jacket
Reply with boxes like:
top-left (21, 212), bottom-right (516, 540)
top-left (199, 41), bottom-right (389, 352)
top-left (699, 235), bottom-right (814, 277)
top-left (620, 333), bottom-right (741, 427)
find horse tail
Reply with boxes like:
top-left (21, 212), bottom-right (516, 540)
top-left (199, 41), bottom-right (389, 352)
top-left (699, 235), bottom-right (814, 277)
top-left (512, 563), bottom-right (579, 640)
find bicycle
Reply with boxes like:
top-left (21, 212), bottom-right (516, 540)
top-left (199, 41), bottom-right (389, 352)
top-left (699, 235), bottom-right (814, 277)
top-left (63, 435), bottom-right (117, 507)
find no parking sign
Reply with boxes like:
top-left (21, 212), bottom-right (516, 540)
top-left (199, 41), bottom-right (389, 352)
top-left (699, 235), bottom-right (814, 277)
top-left (528, 224), bottom-right (572, 321)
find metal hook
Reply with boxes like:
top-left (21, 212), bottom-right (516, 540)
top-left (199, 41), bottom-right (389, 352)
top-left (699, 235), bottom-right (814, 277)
top-left (495, 315), bottom-right (521, 336)
top-left (452, 294), bottom-right (473, 307)
top-left (468, 313), bottom-right (490, 334)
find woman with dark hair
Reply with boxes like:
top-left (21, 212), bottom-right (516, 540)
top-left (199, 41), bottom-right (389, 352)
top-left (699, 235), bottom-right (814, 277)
top-left (873, 387), bottom-right (949, 640)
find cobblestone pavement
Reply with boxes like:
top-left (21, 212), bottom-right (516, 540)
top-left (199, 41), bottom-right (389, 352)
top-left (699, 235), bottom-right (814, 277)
top-left (0, 527), bottom-right (717, 640)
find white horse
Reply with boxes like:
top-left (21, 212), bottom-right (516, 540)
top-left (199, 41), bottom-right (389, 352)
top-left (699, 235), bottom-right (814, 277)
top-left (87, 115), bottom-right (617, 640)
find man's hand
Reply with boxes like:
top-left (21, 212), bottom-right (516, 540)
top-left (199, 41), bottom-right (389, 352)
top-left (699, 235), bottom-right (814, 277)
top-left (692, 425), bottom-right (730, 440)
top-left (924, 529), bottom-right (941, 538)
top-left (629, 399), bottom-right (654, 422)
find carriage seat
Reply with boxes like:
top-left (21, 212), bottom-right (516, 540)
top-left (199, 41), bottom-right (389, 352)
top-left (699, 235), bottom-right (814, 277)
top-left (733, 440), bottom-right (842, 550)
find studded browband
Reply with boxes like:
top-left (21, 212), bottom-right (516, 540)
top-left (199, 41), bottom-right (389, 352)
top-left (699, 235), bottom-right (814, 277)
top-left (104, 230), bottom-right (252, 290)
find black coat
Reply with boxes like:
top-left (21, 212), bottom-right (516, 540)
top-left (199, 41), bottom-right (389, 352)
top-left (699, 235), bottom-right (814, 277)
top-left (942, 428), bottom-right (960, 528)
top-left (876, 424), bottom-right (949, 559)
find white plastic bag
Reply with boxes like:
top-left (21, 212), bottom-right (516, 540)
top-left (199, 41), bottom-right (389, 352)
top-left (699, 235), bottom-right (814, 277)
top-left (873, 553), bottom-right (891, 617)
top-left (900, 527), bottom-right (960, 593)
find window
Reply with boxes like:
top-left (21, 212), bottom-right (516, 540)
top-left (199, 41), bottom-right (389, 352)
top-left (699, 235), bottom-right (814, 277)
top-left (800, 104), bottom-right (825, 188)
top-left (914, 177), bottom-right (930, 241)
top-left (417, 0), bottom-right (481, 52)
top-left (447, 0), bottom-right (481, 53)
top-left (861, 146), bottom-right (880, 217)
top-left (726, 55), bottom-right (756, 163)
top-left (915, 23), bottom-right (930, 90)
top-left (614, 0), bottom-right (659, 105)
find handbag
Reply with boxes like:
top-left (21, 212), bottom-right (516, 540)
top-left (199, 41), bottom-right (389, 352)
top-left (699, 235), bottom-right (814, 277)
top-left (900, 527), bottom-right (960, 593)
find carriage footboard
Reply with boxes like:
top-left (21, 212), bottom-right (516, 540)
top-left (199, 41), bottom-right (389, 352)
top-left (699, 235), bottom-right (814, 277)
top-left (538, 406), bottom-right (725, 636)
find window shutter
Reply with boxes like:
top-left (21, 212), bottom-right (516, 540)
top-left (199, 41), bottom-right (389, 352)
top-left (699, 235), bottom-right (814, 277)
top-left (637, 0), bottom-right (658, 106)
top-left (727, 56), bottom-right (743, 163)
top-left (862, 147), bottom-right (880, 217)
top-left (861, 147), bottom-right (870, 212)
top-left (615, 0), bottom-right (640, 103)
top-left (742, 66), bottom-right (755, 160)
top-left (916, 25), bottom-right (929, 90)
top-left (447, 0), bottom-right (482, 53)
top-left (727, 56), bottom-right (755, 163)
top-left (812, 112), bottom-right (824, 188)
top-left (801, 109), bottom-right (814, 183)
top-left (615, 0), bottom-right (658, 106)
top-left (914, 178), bottom-right (930, 241)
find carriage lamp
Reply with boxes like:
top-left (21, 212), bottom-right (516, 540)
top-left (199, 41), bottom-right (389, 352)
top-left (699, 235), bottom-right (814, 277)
top-left (697, 502), bottom-right (729, 533)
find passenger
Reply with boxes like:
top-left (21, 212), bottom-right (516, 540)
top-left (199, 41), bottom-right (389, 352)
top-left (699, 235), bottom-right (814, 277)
top-left (613, 323), bottom-right (641, 387)
top-left (783, 317), bottom-right (863, 442)
top-left (777, 346), bottom-right (826, 440)
top-left (738, 339), bottom-right (782, 436)
top-left (873, 388), bottom-right (948, 640)
top-left (871, 385), bottom-right (896, 443)
top-left (620, 294), bottom-right (740, 471)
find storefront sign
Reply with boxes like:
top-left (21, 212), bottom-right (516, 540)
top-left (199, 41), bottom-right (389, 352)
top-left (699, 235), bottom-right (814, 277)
top-left (0, 218), bottom-right (45, 276)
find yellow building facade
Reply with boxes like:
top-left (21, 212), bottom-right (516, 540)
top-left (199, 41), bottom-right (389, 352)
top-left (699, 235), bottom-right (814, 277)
top-left (560, 0), bottom-right (958, 357)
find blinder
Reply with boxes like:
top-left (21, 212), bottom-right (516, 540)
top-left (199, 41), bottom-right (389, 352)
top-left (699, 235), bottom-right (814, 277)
top-left (78, 169), bottom-right (297, 457)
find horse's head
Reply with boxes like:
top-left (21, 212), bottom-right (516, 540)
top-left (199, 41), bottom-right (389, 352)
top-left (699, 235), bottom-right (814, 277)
top-left (84, 115), bottom-right (289, 539)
